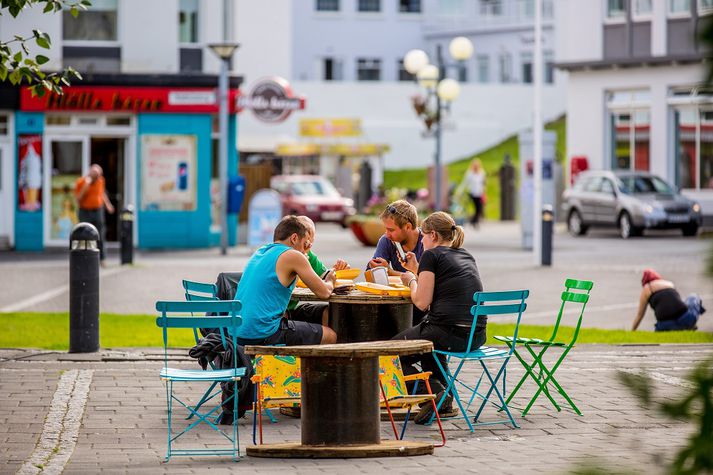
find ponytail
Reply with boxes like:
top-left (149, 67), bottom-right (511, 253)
top-left (450, 225), bottom-right (464, 248)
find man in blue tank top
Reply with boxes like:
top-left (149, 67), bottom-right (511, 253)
top-left (235, 215), bottom-right (337, 346)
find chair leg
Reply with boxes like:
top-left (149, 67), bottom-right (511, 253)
top-left (433, 355), bottom-right (474, 432)
top-left (186, 381), bottom-right (220, 420)
top-left (474, 359), bottom-right (519, 429)
top-left (233, 379), bottom-right (239, 461)
top-left (424, 379), bottom-right (446, 447)
top-left (523, 348), bottom-right (581, 416)
top-left (399, 379), bottom-right (419, 440)
top-left (519, 345), bottom-right (561, 412)
top-left (380, 383), bottom-right (400, 439)
top-left (165, 380), bottom-right (172, 462)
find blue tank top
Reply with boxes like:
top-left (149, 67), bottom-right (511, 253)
top-left (235, 243), bottom-right (296, 339)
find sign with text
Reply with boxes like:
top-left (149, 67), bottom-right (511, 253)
top-left (247, 189), bottom-right (282, 248)
top-left (299, 118), bottom-right (362, 137)
top-left (21, 87), bottom-right (239, 113)
top-left (237, 77), bottom-right (305, 123)
top-left (141, 135), bottom-right (197, 211)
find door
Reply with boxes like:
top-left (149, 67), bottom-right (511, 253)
top-left (44, 136), bottom-right (89, 245)
top-left (579, 176), bottom-right (602, 223)
top-left (596, 178), bottom-right (618, 225)
top-left (91, 137), bottom-right (125, 241)
top-left (0, 143), bottom-right (12, 246)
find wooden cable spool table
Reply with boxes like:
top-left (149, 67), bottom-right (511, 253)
top-left (244, 339), bottom-right (434, 458)
top-left (291, 286), bottom-right (413, 343)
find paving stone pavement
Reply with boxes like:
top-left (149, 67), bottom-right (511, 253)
top-left (1, 344), bottom-right (711, 474)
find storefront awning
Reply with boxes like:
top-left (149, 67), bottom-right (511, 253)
top-left (275, 142), bottom-right (390, 157)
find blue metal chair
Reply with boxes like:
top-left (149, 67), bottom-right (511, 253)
top-left (156, 300), bottom-right (245, 462)
top-left (431, 290), bottom-right (529, 432)
top-left (181, 280), bottom-right (222, 421)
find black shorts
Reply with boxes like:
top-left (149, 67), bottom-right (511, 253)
top-left (263, 317), bottom-right (323, 346)
top-left (287, 302), bottom-right (328, 325)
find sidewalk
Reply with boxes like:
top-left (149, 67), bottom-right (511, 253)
top-left (1, 344), bottom-right (711, 474)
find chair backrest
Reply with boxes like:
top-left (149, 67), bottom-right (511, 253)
top-left (253, 354), bottom-right (301, 401)
top-left (182, 279), bottom-right (218, 301)
top-left (155, 300), bottom-right (242, 369)
top-left (471, 290), bottom-right (529, 355)
top-left (378, 355), bottom-right (408, 401)
top-left (550, 278), bottom-right (593, 346)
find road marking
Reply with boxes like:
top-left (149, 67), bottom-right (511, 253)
top-left (0, 267), bottom-right (126, 312)
top-left (619, 368), bottom-right (695, 389)
top-left (17, 369), bottom-right (94, 475)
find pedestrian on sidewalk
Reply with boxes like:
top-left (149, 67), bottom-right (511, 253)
top-left (631, 268), bottom-right (705, 332)
top-left (74, 164), bottom-right (114, 265)
top-left (464, 158), bottom-right (486, 228)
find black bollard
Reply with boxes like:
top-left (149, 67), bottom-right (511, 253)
top-left (119, 205), bottom-right (134, 265)
top-left (541, 204), bottom-right (554, 266)
top-left (69, 223), bottom-right (100, 353)
top-left (499, 154), bottom-right (516, 221)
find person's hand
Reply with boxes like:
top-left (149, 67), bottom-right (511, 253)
top-left (323, 268), bottom-right (336, 284)
top-left (368, 257), bottom-right (388, 269)
top-left (106, 203), bottom-right (115, 214)
top-left (333, 259), bottom-right (349, 271)
top-left (85, 176), bottom-right (93, 185)
top-left (401, 252), bottom-right (418, 274)
top-left (400, 271), bottom-right (416, 286)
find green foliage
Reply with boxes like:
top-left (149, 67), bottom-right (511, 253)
top-left (0, 0), bottom-right (90, 95)
top-left (1, 312), bottom-right (712, 349)
top-left (383, 116), bottom-right (566, 220)
top-left (617, 359), bottom-right (713, 475)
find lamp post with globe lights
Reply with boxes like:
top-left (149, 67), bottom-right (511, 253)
top-left (404, 37), bottom-right (474, 211)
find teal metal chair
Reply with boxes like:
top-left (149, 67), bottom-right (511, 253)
top-left (432, 290), bottom-right (529, 432)
top-left (494, 278), bottom-right (593, 416)
top-left (181, 279), bottom-right (221, 421)
top-left (156, 300), bottom-right (245, 461)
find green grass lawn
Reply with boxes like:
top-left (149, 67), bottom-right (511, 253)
top-left (383, 115), bottom-right (566, 220)
top-left (2, 312), bottom-right (711, 351)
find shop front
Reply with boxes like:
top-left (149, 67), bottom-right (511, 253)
top-left (11, 74), bottom-right (241, 251)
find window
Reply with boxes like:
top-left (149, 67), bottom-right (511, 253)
top-left (398, 59), bottom-right (414, 81)
top-left (518, 0), bottom-right (535, 17)
top-left (357, 58), bottom-right (381, 81)
top-left (634, 0), bottom-right (652, 16)
top-left (477, 55), bottom-right (489, 83)
top-left (323, 57), bottom-right (343, 81)
top-left (606, 0), bottom-right (626, 19)
top-left (668, 0), bottom-right (691, 14)
top-left (179, 0), bottom-right (199, 43)
top-left (358, 0), bottom-right (380, 12)
top-left (700, 0), bottom-right (713, 14)
top-left (399, 0), bottom-right (421, 13)
top-left (601, 179), bottom-right (615, 194)
top-left (584, 177), bottom-right (603, 192)
top-left (498, 52), bottom-right (512, 83)
top-left (544, 51), bottom-right (554, 84)
top-left (457, 64), bottom-right (467, 82)
top-left (672, 89), bottom-right (713, 190)
top-left (63, 0), bottom-right (117, 41)
top-left (521, 52), bottom-right (533, 84)
top-left (0, 115), bottom-right (7, 136)
top-left (438, 0), bottom-right (465, 16)
top-left (608, 90), bottom-right (651, 172)
top-left (480, 0), bottom-right (503, 15)
top-left (316, 0), bottom-right (340, 11)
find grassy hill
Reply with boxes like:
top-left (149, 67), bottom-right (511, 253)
top-left (383, 116), bottom-right (566, 220)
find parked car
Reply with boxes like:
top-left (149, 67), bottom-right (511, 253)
top-left (270, 175), bottom-right (356, 227)
top-left (562, 171), bottom-right (702, 239)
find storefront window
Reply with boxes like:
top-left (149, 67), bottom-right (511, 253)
top-left (674, 108), bottom-right (696, 189)
top-left (671, 87), bottom-right (713, 189)
top-left (700, 109), bottom-right (713, 188)
top-left (634, 110), bottom-right (650, 171)
top-left (612, 113), bottom-right (631, 169)
top-left (179, 0), bottom-right (199, 44)
top-left (607, 0), bottom-right (626, 18)
top-left (0, 115), bottom-right (7, 136)
top-left (608, 89), bottom-right (650, 171)
top-left (63, 0), bottom-right (118, 41)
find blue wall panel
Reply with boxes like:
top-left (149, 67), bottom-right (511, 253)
top-left (14, 112), bottom-right (44, 251)
top-left (137, 114), bottom-right (212, 249)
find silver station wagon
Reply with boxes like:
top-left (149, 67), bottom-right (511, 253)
top-left (562, 171), bottom-right (702, 239)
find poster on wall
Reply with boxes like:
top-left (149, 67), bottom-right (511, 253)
top-left (141, 135), bottom-right (197, 211)
top-left (17, 134), bottom-right (43, 212)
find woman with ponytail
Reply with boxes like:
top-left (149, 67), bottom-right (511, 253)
top-left (393, 211), bottom-right (485, 424)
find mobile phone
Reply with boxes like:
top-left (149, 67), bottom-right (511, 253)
top-left (393, 241), bottom-right (406, 261)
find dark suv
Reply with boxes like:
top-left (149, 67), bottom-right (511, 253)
top-left (562, 171), bottom-right (702, 239)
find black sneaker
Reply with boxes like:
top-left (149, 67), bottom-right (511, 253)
top-left (414, 390), bottom-right (453, 425)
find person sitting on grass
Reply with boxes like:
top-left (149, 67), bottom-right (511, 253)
top-left (391, 211), bottom-right (485, 424)
top-left (287, 215), bottom-right (350, 327)
top-left (234, 215), bottom-right (337, 346)
top-left (631, 268), bottom-right (705, 332)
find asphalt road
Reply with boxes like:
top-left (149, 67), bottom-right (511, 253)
top-left (0, 221), bottom-right (710, 331)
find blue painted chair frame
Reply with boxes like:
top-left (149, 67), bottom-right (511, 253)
top-left (432, 290), bottom-right (529, 432)
top-left (156, 300), bottom-right (246, 461)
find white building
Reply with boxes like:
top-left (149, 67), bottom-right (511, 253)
top-left (556, 0), bottom-right (712, 221)
top-left (235, 0), bottom-right (565, 171)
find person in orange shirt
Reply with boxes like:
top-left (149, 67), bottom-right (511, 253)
top-left (75, 164), bottom-right (115, 265)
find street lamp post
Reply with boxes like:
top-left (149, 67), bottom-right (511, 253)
top-left (404, 37), bottom-right (473, 211)
top-left (208, 42), bottom-right (240, 256)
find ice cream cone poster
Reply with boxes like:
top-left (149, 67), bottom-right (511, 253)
top-left (141, 134), bottom-right (197, 211)
top-left (17, 135), bottom-right (43, 212)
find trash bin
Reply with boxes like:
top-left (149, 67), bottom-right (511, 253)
top-left (228, 176), bottom-right (246, 215)
top-left (499, 154), bottom-right (516, 221)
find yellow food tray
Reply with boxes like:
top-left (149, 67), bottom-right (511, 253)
top-left (336, 268), bottom-right (361, 280)
top-left (355, 282), bottom-right (411, 297)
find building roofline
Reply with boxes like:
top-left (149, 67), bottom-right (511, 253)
top-left (555, 54), bottom-right (705, 72)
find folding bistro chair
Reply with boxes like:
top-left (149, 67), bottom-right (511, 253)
top-left (251, 354), bottom-right (301, 444)
top-left (432, 290), bottom-right (529, 432)
top-left (494, 278), bottom-right (593, 416)
top-left (181, 279), bottom-right (221, 420)
top-left (156, 300), bottom-right (245, 461)
top-left (378, 355), bottom-right (446, 447)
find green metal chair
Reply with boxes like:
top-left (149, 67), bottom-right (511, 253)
top-left (432, 290), bottom-right (529, 432)
top-left (494, 278), bottom-right (593, 416)
top-left (156, 300), bottom-right (245, 462)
